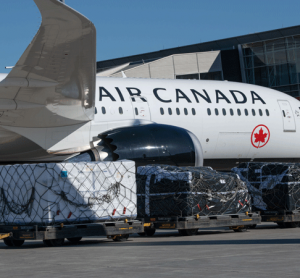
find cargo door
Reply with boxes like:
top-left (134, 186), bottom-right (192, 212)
top-left (131, 96), bottom-right (151, 121)
top-left (278, 100), bottom-right (296, 132)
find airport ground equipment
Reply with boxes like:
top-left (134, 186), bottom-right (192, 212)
top-left (138, 212), bottom-right (261, 236)
top-left (137, 165), bottom-right (251, 219)
top-left (259, 210), bottom-right (300, 228)
top-left (0, 160), bottom-right (141, 246)
top-left (0, 219), bottom-right (143, 247)
top-left (232, 162), bottom-right (300, 227)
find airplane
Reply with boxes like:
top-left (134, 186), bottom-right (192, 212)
top-left (0, 0), bottom-right (299, 170)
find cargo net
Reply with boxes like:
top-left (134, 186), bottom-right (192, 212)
top-left (0, 161), bottom-right (137, 226)
top-left (137, 165), bottom-right (251, 218)
top-left (232, 162), bottom-right (300, 211)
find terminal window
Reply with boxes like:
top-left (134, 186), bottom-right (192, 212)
top-left (200, 71), bottom-right (223, 81)
top-left (242, 35), bottom-right (300, 98)
top-left (176, 73), bottom-right (199, 80)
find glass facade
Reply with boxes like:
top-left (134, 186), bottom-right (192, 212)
top-left (176, 71), bottom-right (223, 81)
top-left (242, 35), bottom-right (300, 98)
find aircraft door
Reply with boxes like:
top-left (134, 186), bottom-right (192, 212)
top-left (278, 100), bottom-right (296, 132)
top-left (131, 96), bottom-right (151, 121)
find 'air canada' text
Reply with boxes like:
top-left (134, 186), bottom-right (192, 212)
top-left (99, 87), bottom-right (266, 104)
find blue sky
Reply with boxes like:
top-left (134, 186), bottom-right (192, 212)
top-left (0, 0), bottom-right (299, 73)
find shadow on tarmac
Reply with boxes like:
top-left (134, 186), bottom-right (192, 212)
top-left (0, 224), bottom-right (297, 249)
top-left (1, 237), bottom-right (300, 250)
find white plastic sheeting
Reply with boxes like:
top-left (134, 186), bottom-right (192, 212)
top-left (0, 161), bottom-right (136, 225)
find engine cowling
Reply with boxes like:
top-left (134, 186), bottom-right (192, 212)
top-left (70, 124), bottom-right (203, 167)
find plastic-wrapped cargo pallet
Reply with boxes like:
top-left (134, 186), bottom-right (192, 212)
top-left (137, 165), bottom-right (251, 218)
top-left (232, 162), bottom-right (300, 211)
top-left (0, 161), bottom-right (137, 225)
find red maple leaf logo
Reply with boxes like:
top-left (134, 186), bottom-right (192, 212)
top-left (254, 128), bottom-right (268, 144)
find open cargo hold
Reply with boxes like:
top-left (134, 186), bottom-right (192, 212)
top-left (137, 165), bottom-right (251, 218)
top-left (232, 162), bottom-right (300, 212)
top-left (0, 161), bottom-right (137, 225)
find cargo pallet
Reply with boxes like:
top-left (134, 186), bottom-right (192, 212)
top-left (0, 220), bottom-right (144, 247)
top-left (260, 210), bottom-right (300, 228)
top-left (138, 212), bottom-right (261, 236)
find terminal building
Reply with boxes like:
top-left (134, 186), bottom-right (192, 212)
top-left (97, 25), bottom-right (300, 99)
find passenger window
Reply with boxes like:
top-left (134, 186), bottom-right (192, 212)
top-left (192, 108), bottom-right (196, 115)
top-left (95, 107), bottom-right (98, 114)
top-left (119, 107), bottom-right (123, 114)
top-left (237, 109), bottom-right (241, 116)
top-left (222, 108), bottom-right (226, 116)
top-left (259, 109), bottom-right (263, 116)
top-left (135, 108), bottom-right (138, 115)
top-left (244, 109), bottom-right (248, 116)
top-left (230, 109), bottom-right (234, 116)
top-left (184, 108), bottom-right (188, 115)
top-left (215, 108), bottom-right (219, 116)
top-left (207, 108), bottom-right (211, 116)
top-left (102, 107), bottom-right (106, 114)
top-left (252, 109), bottom-right (256, 116)
top-left (168, 108), bottom-right (172, 115)
top-left (176, 108), bottom-right (180, 115)
top-left (266, 109), bottom-right (270, 116)
top-left (160, 108), bottom-right (164, 115)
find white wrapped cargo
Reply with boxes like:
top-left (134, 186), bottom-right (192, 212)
top-left (0, 160), bottom-right (137, 225)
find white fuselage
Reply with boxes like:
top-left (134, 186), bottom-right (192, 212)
top-left (0, 73), bottom-right (299, 167)
top-left (91, 76), bottom-right (300, 165)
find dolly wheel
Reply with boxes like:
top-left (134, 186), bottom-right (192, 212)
top-left (178, 229), bottom-right (198, 236)
top-left (112, 234), bottom-right (129, 242)
top-left (247, 224), bottom-right (257, 229)
top-left (67, 237), bottom-right (82, 243)
top-left (138, 232), bottom-right (146, 237)
top-left (3, 239), bottom-right (24, 247)
top-left (43, 238), bottom-right (65, 247)
top-left (285, 222), bottom-right (300, 228)
top-left (233, 226), bottom-right (247, 232)
top-left (276, 222), bottom-right (286, 228)
top-left (145, 228), bottom-right (156, 237)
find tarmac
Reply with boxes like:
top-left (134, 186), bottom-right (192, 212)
top-left (1, 223), bottom-right (299, 278)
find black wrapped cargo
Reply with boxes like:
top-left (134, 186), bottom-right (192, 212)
top-left (232, 162), bottom-right (300, 212)
top-left (137, 165), bottom-right (251, 218)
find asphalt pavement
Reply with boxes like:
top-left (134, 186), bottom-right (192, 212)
top-left (0, 223), bottom-right (299, 278)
